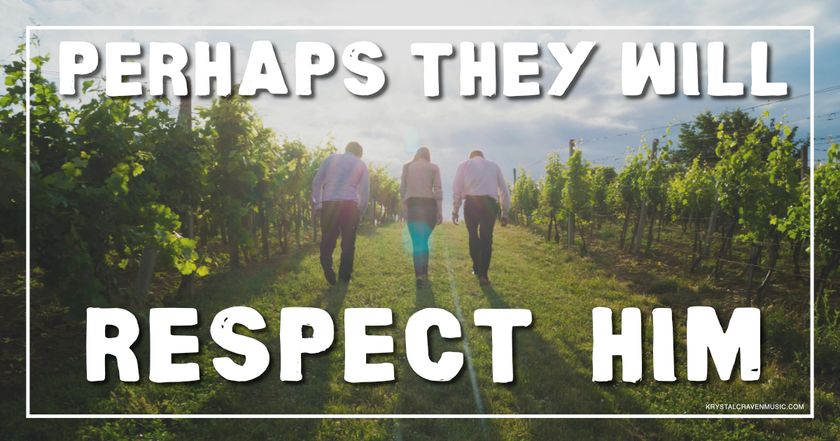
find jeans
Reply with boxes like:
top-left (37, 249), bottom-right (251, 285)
top-left (463, 196), bottom-right (498, 278)
top-left (320, 200), bottom-right (360, 281)
top-left (406, 197), bottom-right (438, 277)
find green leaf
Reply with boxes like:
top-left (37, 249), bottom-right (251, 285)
top-left (179, 260), bottom-right (197, 276)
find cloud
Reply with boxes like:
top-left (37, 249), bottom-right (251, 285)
top-left (4, 0), bottom-right (838, 208)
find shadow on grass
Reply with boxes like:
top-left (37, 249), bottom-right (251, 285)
top-left (30, 243), bottom-right (317, 409)
top-left (32, 243), bottom-right (353, 439)
top-left (391, 281), bottom-right (498, 441)
top-left (170, 283), bottom-right (349, 439)
top-left (477, 283), bottom-right (666, 439)
top-left (585, 234), bottom-right (810, 399)
top-left (181, 244), bottom-right (316, 311)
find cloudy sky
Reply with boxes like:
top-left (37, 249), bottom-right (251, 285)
top-left (3, 0), bottom-right (838, 208)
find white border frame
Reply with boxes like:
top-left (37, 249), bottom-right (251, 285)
top-left (24, 25), bottom-right (815, 419)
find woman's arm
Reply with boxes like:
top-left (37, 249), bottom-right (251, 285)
top-left (433, 165), bottom-right (443, 223)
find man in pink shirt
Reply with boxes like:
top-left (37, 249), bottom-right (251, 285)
top-left (451, 150), bottom-right (511, 286)
top-left (311, 141), bottom-right (370, 285)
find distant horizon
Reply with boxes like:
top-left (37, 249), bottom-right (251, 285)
top-left (9, 30), bottom-right (828, 212)
top-left (10, 24), bottom-right (832, 212)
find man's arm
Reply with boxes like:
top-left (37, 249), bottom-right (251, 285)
top-left (432, 164), bottom-right (443, 200)
top-left (358, 164), bottom-right (370, 214)
top-left (496, 163), bottom-right (511, 217)
top-left (311, 157), bottom-right (328, 210)
top-left (452, 162), bottom-right (465, 216)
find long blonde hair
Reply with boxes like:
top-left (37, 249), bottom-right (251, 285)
top-left (413, 146), bottom-right (431, 162)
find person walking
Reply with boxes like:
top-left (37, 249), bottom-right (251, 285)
top-left (451, 150), bottom-right (511, 286)
top-left (400, 146), bottom-right (443, 287)
top-left (311, 141), bottom-right (370, 285)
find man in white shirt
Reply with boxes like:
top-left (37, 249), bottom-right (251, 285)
top-left (451, 150), bottom-right (511, 286)
top-left (311, 141), bottom-right (370, 285)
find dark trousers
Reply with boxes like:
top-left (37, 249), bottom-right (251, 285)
top-left (320, 200), bottom-right (360, 281)
top-left (406, 198), bottom-right (438, 277)
top-left (464, 196), bottom-right (498, 278)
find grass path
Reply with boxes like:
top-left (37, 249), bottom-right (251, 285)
top-left (56, 222), bottom-right (812, 440)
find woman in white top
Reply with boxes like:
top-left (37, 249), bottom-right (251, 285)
top-left (400, 146), bottom-right (443, 286)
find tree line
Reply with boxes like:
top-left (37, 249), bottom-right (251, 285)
top-left (0, 48), bottom-right (400, 315)
top-left (2, 46), bottom-right (836, 315)
top-left (510, 108), bottom-right (839, 305)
